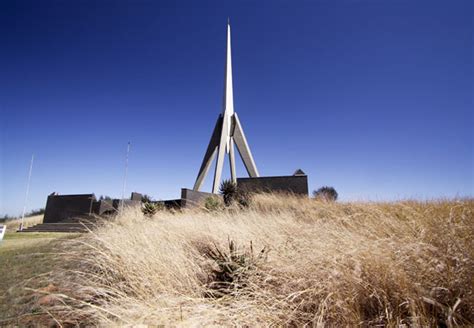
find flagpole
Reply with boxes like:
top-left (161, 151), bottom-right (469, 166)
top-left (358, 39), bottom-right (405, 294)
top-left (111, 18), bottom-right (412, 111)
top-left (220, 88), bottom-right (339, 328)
top-left (120, 142), bottom-right (131, 213)
top-left (20, 154), bottom-right (34, 231)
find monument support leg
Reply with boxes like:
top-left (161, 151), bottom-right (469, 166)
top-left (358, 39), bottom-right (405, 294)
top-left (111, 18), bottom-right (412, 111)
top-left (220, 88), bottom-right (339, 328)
top-left (233, 113), bottom-right (259, 177)
top-left (212, 115), bottom-right (230, 193)
top-left (229, 138), bottom-right (237, 183)
top-left (193, 116), bottom-right (223, 191)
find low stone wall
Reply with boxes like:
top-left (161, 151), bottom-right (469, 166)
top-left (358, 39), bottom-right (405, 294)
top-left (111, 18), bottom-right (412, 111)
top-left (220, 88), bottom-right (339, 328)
top-left (237, 175), bottom-right (308, 196)
top-left (161, 199), bottom-right (182, 209)
top-left (181, 188), bottom-right (222, 208)
top-left (44, 192), bottom-right (143, 223)
top-left (92, 199), bottom-right (115, 215)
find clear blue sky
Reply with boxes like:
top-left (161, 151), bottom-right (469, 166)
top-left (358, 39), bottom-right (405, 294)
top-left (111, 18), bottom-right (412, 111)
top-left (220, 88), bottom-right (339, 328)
top-left (1, 0), bottom-right (472, 216)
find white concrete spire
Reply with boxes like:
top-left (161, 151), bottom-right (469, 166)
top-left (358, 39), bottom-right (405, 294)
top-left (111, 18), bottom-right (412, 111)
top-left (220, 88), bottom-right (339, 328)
top-left (193, 21), bottom-right (259, 193)
top-left (222, 21), bottom-right (234, 153)
top-left (222, 20), bottom-right (234, 116)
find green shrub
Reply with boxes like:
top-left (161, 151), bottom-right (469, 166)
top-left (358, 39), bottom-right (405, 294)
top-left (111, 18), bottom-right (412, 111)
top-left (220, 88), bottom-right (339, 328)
top-left (204, 196), bottom-right (223, 211)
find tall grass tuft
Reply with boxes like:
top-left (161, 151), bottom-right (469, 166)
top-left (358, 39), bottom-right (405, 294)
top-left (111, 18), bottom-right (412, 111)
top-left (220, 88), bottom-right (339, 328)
top-left (26, 195), bottom-right (474, 326)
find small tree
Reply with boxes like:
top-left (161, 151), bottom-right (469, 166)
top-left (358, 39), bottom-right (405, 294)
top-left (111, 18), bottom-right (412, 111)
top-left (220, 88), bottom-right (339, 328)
top-left (313, 186), bottom-right (338, 201)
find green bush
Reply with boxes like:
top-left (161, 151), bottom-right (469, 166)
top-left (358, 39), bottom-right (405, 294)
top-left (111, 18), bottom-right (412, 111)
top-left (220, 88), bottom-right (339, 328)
top-left (204, 196), bottom-right (223, 211)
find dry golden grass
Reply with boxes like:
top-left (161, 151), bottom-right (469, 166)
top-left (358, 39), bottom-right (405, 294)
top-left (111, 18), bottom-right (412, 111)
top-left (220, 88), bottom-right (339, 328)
top-left (21, 195), bottom-right (474, 326)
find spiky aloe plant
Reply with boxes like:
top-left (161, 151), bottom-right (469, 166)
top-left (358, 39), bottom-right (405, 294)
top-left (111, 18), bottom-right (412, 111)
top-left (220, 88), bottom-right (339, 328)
top-left (141, 194), bottom-right (153, 204)
top-left (205, 238), bottom-right (267, 297)
top-left (219, 179), bottom-right (238, 206)
top-left (142, 202), bottom-right (159, 217)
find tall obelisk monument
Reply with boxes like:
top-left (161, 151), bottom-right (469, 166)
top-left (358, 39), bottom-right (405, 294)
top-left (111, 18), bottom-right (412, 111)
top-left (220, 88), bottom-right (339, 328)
top-left (193, 21), bottom-right (259, 193)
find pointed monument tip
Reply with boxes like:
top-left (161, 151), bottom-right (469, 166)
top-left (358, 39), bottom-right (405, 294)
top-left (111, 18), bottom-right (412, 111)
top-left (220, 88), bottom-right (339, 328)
top-left (227, 17), bottom-right (230, 25)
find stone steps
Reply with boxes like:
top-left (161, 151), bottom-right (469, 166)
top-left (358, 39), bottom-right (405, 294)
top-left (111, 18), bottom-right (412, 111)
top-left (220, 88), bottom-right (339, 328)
top-left (20, 222), bottom-right (97, 233)
top-left (55, 215), bottom-right (104, 224)
top-left (20, 214), bottom-right (111, 233)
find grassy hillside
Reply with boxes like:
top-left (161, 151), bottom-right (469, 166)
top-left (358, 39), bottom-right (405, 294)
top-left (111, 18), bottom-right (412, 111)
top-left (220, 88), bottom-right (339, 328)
top-left (5, 195), bottom-right (474, 326)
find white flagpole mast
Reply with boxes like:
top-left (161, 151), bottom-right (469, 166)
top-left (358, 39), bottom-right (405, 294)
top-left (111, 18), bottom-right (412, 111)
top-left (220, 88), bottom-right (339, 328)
top-left (20, 154), bottom-right (34, 231)
top-left (120, 142), bottom-right (131, 213)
